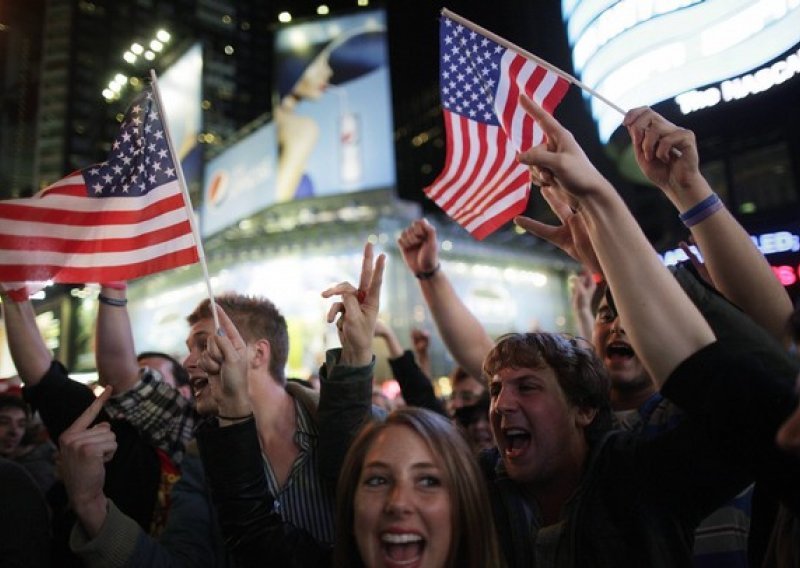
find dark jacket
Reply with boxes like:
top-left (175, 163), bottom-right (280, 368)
top-left (196, 348), bottom-right (377, 568)
top-left (481, 342), bottom-right (800, 568)
top-left (23, 362), bottom-right (162, 531)
top-left (387, 350), bottom-right (447, 416)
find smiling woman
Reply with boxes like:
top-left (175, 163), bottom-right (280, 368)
top-left (333, 408), bottom-right (504, 568)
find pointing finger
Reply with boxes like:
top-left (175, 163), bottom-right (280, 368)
top-left (65, 386), bottom-right (113, 434)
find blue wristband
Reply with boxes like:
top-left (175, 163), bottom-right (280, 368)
top-left (679, 193), bottom-right (722, 227)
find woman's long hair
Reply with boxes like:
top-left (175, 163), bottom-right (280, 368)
top-left (333, 407), bottom-right (504, 568)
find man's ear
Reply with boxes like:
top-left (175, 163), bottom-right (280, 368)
top-left (249, 338), bottom-right (272, 370)
top-left (574, 406), bottom-right (598, 429)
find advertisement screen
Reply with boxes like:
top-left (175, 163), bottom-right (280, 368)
top-left (273, 9), bottom-right (396, 201)
top-left (201, 122), bottom-right (277, 237)
top-left (159, 43), bottom-right (204, 189)
top-left (562, 0), bottom-right (800, 142)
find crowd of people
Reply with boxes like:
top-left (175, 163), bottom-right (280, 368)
top-left (1, 97), bottom-right (799, 567)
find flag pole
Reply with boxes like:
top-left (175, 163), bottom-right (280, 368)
top-left (149, 69), bottom-right (221, 331)
top-left (441, 8), bottom-right (626, 116)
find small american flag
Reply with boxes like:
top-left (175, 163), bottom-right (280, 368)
top-left (0, 88), bottom-right (198, 299)
top-left (425, 15), bottom-right (570, 240)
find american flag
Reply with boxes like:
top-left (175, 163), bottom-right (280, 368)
top-left (425, 15), bottom-right (570, 240)
top-left (0, 88), bottom-right (198, 300)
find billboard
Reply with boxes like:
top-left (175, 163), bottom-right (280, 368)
top-left (159, 42), bottom-right (204, 189)
top-left (201, 122), bottom-right (277, 237)
top-left (273, 9), bottom-right (395, 201)
top-left (562, 0), bottom-right (800, 142)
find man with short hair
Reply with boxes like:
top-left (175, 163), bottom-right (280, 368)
top-left (0, 395), bottom-right (28, 458)
top-left (479, 95), bottom-right (800, 567)
top-left (192, 242), bottom-right (385, 565)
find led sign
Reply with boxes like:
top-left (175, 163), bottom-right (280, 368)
top-left (675, 47), bottom-right (800, 114)
top-left (562, 0), bottom-right (800, 142)
top-left (659, 230), bottom-right (800, 266)
top-left (660, 230), bottom-right (800, 288)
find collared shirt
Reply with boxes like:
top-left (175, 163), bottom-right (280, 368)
top-left (104, 368), bottom-right (196, 465)
top-left (262, 395), bottom-right (336, 545)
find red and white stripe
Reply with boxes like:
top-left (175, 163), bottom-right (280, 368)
top-left (425, 52), bottom-right (569, 240)
top-left (0, 173), bottom-right (198, 299)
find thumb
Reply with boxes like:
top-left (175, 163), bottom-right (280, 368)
top-left (514, 216), bottom-right (563, 244)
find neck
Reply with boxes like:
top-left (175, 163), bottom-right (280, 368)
top-left (525, 440), bottom-right (588, 526)
top-left (250, 375), bottom-right (294, 434)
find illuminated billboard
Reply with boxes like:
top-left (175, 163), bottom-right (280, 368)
top-left (273, 9), bottom-right (396, 201)
top-left (562, 0), bottom-right (800, 142)
top-left (201, 123), bottom-right (277, 237)
top-left (159, 42), bottom-right (204, 188)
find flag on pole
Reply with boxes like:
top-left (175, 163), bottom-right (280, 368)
top-left (425, 14), bottom-right (570, 240)
top-left (0, 88), bottom-right (199, 300)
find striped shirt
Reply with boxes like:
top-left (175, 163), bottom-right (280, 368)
top-left (262, 394), bottom-right (337, 545)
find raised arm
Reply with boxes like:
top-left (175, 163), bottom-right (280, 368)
top-left (410, 328), bottom-right (432, 378)
top-left (516, 95), bottom-right (715, 384)
top-left (569, 270), bottom-right (597, 339)
top-left (624, 107), bottom-right (793, 344)
top-left (397, 219), bottom-right (493, 381)
top-left (0, 296), bottom-right (52, 386)
top-left (374, 320), bottom-right (404, 359)
top-left (94, 284), bottom-right (141, 394)
top-left (374, 320), bottom-right (445, 416)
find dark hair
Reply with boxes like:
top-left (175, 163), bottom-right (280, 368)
top-left (187, 294), bottom-right (289, 384)
top-left (333, 408), bottom-right (504, 568)
top-left (483, 332), bottom-right (613, 445)
top-left (449, 366), bottom-right (477, 387)
top-left (0, 394), bottom-right (30, 417)
top-left (136, 351), bottom-right (190, 387)
top-left (591, 280), bottom-right (608, 316)
top-left (277, 28), bottom-right (387, 99)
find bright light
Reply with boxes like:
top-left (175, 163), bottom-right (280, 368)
top-left (156, 30), bottom-right (171, 42)
top-left (109, 81), bottom-right (122, 93)
top-left (102, 88), bottom-right (114, 99)
top-left (144, 50), bottom-right (155, 61)
top-left (150, 39), bottom-right (163, 52)
top-left (357, 0), bottom-right (369, 6)
top-left (278, 11), bottom-right (292, 23)
top-left (114, 73), bottom-right (127, 84)
top-left (131, 42), bottom-right (144, 55)
top-left (123, 51), bottom-right (136, 64)
top-left (224, 44), bottom-right (234, 55)
top-left (317, 4), bottom-right (330, 15)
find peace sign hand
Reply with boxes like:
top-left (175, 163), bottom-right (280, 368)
top-left (322, 242), bottom-right (386, 367)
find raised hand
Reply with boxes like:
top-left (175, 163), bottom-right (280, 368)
top-left (322, 242), bottom-right (386, 367)
top-left (516, 94), bottom-right (614, 205)
top-left (515, 185), bottom-right (601, 273)
top-left (200, 306), bottom-right (252, 419)
top-left (410, 328), bottom-right (430, 355)
top-left (623, 106), bottom-right (704, 199)
top-left (59, 387), bottom-right (115, 536)
top-left (397, 219), bottom-right (440, 277)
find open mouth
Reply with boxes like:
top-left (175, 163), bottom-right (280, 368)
top-left (502, 428), bottom-right (531, 459)
top-left (606, 341), bottom-right (635, 361)
top-left (190, 376), bottom-right (209, 397)
top-left (381, 532), bottom-right (425, 567)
